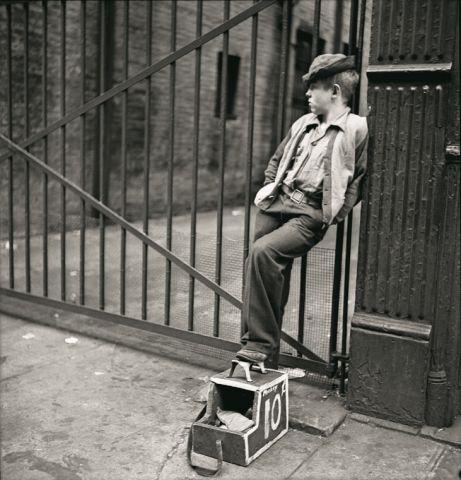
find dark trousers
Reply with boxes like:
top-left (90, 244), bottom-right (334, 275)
top-left (240, 192), bottom-right (328, 357)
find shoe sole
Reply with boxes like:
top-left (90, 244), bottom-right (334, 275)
top-left (236, 353), bottom-right (267, 364)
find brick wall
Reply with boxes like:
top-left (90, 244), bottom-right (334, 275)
top-left (0, 0), bottom-right (356, 235)
top-left (104, 0), bottom-right (285, 219)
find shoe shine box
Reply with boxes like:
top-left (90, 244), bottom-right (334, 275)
top-left (191, 367), bottom-right (289, 466)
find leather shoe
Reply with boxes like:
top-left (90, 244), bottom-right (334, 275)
top-left (236, 348), bottom-right (268, 363)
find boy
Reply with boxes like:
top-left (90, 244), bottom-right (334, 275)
top-left (236, 53), bottom-right (369, 365)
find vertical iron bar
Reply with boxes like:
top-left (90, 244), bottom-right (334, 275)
top-left (398, 0), bottom-right (406, 56)
top-left (297, 259), bottom-right (307, 357)
top-left (437, 0), bottom-right (446, 55)
top-left (79, 0), bottom-right (86, 305)
top-left (420, 86), bottom-right (441, 317)
top-left (318, 0), bottom-right (339, 372)
top-left (7, 4), bottom-right (14, 290)
top-left (24, 2), bottom-right (31, 293)
top-left (312, 0), bottom-right (321, 60)
top-left (165, 0), bottom-right (176, 326)
top-left (60, 0), bottom-right (66, 301)
top-left (386, 0), bottom-right (394, 59)
top-left (410, 1), bottom-right (418, 57)
top-left (356, 0), bottom-right (367, 85)
top-left (213, 0), bottom-right (230, 337)
top-left (375, 0), bottom-right (384, 60)
top-left (395, 86), bottom-right (416, 316)
top-left (42, 0), bottom-right (48, 296)
top-left (241, 0), bottom-right (258, 337)
top-left (408, 87), bottom-right (428, 315)
top-left (296, 0), bottom-right (312, 360)
top-left (329, 222), bottom-right (344, 375)
top-left (188, 0), bottom-right (202, 331)
top-left (120, 1), bottom-right (129, 315)
top-left (276, 0), bottom-right (290, 141)
top-left (340, 213), bottom-right (352, 392)
top-left (423, 0), bottom-right (432, 59)
top-left (348, 0), bottom-right (359, 55)
top-left (338, 0), bottom-right (361, 393)
top-left (142, 1), bottom-right (152, 320)
top-left (98, 0), bottom-right (105, 310)
top-left (273, 0), bottom-right (291, 365)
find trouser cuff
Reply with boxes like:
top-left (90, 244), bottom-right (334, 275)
top-left (240, 341), bottom-right (273, 357)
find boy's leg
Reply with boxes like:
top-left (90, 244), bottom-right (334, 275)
top-left (280, 260), bottom-right (294, 320)
top-left (265, 259), bottom-right (293, 368)
top-left (240, 213), bottom-right (326, 357)
top-left (253, 208), bottom-right (282, 242)
top-left (240, 209), bottom-right (283, 337)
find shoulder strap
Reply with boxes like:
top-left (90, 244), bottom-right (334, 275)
top-left (187, 405), bottom-right (223, 477)
top-left (284, 124), bottom-right (317, 173)
top-left (326, 127), bottom-right (340, 156)
top-left (322, 128), bottom-right (340, 224)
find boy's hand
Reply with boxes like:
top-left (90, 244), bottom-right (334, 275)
top-left (254, 182), bottom-right (277, 207)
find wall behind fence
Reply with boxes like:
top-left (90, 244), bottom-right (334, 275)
top-left (0, 0), bottom-right (353, 237)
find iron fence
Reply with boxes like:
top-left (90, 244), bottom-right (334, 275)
top-left (0, 0), bottom-right (366, 392)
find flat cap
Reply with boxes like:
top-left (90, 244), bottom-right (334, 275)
top-left (302, 53), bottom-right (356, 87)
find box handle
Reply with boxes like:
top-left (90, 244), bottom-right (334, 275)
top-left (187, 405), bottom-right (223, 477)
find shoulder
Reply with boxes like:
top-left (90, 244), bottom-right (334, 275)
top-left (290, 113), bottom-right (317, 133)
top-left (346, 113), bottom-right (368, 145)
top-left (346, 113), bottom-right (368, 133)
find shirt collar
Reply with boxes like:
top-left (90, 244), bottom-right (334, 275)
top-left (304, 106), bottom-right (350, 132)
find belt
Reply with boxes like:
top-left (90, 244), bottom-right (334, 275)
top-left (281, 183), bottom-right (322, 208)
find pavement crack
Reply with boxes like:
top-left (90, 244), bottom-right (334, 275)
top-left (428, 444), bottom-right (448, 472)
top-left (155, 426), bottom-right (189, 480)
top-left (1, 365), bottom-right (35, 383)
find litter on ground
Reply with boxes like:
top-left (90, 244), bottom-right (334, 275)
top-left (65, 337), bottom-right (79, 344)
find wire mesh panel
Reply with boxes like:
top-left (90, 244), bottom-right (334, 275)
top-left (0, 0), bottom-right (366, 388)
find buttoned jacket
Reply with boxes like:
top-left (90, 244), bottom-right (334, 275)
top-left (258, 107), bottom-right (368, 225)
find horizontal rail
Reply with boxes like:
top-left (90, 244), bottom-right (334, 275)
top-left (0, 0), bottom-right (277, 164)
top-left (280, 331), bottom-right (325, 363)
top-left (0, 288), bottom-right (329, 375)
top-left (0, 288), bottom-right (239, 352)
top-left (0, 132), bottom-right (241, 309)
top-left (0, 133), bottom-right (327, 367)
top-left (1, 1), bottom-right (28, 5)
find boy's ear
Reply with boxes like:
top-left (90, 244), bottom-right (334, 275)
top-left (332, 83), bottom-right (341, 97)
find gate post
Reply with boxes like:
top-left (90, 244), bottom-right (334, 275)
top-left (347, 0), bottom-right (459, 426)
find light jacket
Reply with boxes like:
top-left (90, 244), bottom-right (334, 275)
top-left (257, 107), bottom-right (368, 225)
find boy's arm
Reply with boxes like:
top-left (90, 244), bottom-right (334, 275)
top-left (263, 129), bottom-right (292, 185)
top-left (332, 128), bottom-right (368, 224)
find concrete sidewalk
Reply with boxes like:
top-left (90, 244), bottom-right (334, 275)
top-left (1, 312), bottom-right (460, 480)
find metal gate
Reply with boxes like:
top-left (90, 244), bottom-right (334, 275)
top-left (0, 0), bottom-right (367, 393)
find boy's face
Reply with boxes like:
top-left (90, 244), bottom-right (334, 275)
top-left (305, 80), bottom-right (335, 115)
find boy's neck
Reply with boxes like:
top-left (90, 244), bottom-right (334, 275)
top-left (319, 102), bottom-right (349, 125)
